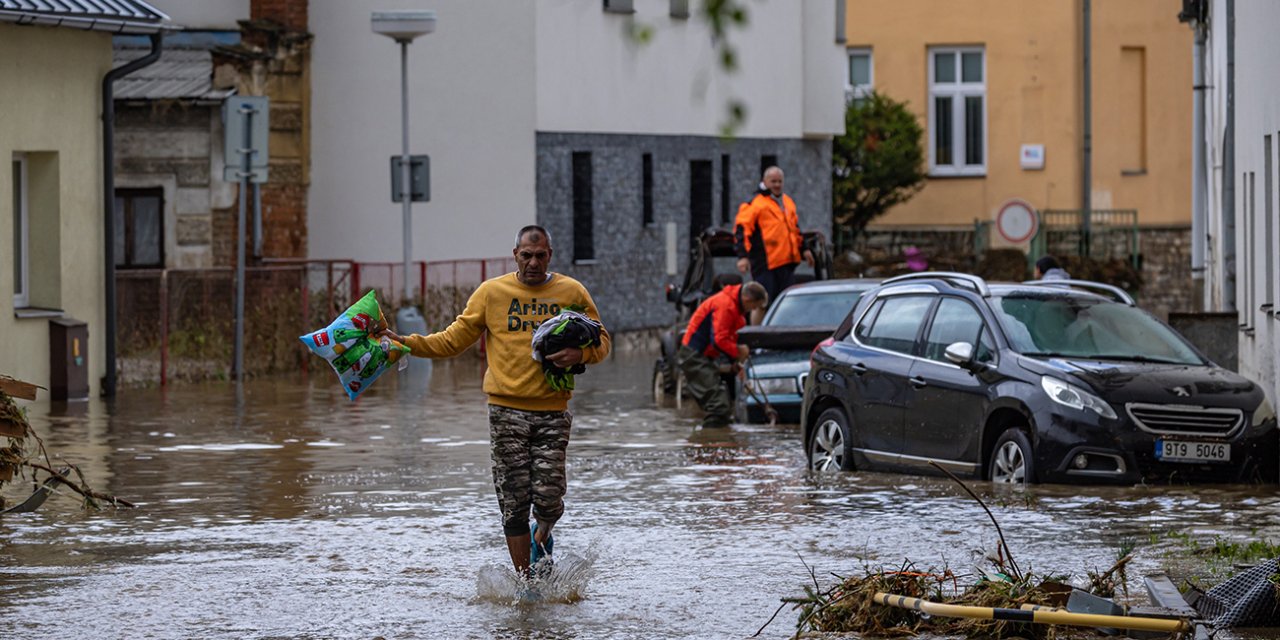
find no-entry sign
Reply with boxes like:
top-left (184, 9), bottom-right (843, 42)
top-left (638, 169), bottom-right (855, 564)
top-left (995, 199), bottom-right (1039, 244)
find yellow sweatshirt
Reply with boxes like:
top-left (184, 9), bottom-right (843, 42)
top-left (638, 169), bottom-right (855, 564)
top-left (402, 272), bottom-right (611, 411)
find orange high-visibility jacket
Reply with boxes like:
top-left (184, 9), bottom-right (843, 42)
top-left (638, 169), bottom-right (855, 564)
top-left (681, 284), bottom-right (747, 359)
top-left (734, 191), bottom-right (803, 271)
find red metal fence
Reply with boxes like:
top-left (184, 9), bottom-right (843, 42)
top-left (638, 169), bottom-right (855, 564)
top-left (115, 257), bottom-right (516, 387)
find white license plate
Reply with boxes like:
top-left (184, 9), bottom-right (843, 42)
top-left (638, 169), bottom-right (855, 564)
top-left (1155, 439), bottom-right (1230, 463)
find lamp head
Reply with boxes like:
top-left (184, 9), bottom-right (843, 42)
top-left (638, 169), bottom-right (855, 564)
top-left (371, 10), bottom-right (436, 42)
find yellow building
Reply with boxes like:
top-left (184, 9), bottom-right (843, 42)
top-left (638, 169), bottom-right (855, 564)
top-left (845, 0), bottom-right (1193, 312)
top-left (1, 2), bottom-right (170, 399)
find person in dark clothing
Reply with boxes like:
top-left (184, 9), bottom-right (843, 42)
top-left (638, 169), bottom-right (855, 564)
top-left (1035, 255), bottom-right (1071, 280)
top-left (677, 281), bottom-right (769, 427)
top-left (734, 166), bottom-right (814, 323)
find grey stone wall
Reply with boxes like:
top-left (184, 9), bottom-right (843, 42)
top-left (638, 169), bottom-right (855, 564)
top-left (536, 132), bottom-right (832, 332)
top-left (114, 103), bottom-right (225, 269)
top-left (1135, 226), bottom-right (1193, 321)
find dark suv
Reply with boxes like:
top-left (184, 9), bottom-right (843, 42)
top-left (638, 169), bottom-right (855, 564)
top-left (800, 272), bottom-right (1278, 484)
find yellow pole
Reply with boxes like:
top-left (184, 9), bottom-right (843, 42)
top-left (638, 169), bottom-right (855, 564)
top-left (873, 592), bottom-right (1191, 634)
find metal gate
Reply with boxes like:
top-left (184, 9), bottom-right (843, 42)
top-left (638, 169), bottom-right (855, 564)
top-left (1032, 209), bottom-right (1140, 269)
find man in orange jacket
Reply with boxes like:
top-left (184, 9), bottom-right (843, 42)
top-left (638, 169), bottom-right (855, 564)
top-left (734, 166), bottom-right (814, 322)
top-left (678, 281), bottom-right (769, 427)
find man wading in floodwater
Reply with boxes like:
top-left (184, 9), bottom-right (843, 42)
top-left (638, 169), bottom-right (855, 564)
top-left (380, 225), bottom-right (611, 579)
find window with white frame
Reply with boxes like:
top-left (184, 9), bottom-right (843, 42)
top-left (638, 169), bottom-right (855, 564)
top-left (847, 48), bottom-right (873, 104)
top-left (11, 154), bottom-right (28, 308)
top-left (928, 46), bottom-right (986, 176)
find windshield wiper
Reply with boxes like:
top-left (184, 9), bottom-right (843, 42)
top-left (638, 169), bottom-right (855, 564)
top-left (1021, 352), bottom-right (1193, 365)
top-left (1020, 351), bottom-right (1077, 358)
top-left (1084, 354), bottom-right (1192, 365)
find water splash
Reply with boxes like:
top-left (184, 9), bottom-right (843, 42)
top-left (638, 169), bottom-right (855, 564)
top-left (474, 550), bottom-right (597, 605)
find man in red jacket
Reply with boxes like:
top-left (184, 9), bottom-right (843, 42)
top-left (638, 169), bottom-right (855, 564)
top-left (678, 281), bottom-right (769, 427)
top-left (734, 166), bottom-right (814, 324)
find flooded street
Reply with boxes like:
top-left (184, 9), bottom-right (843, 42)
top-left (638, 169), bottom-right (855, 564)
top-left (2, 352), bottom-right (1278, 639)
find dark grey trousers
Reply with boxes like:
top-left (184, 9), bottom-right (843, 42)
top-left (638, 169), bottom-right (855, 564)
top-left (677, 345), bottom-right (732, 426)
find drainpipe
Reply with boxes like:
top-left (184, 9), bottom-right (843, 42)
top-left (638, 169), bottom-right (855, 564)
top-left (1191, 17), bottom-right (1208, 311)
top-left (102, 32), bottom-right (164, 398)
top-left (1081, 0), bottom-right (1092, 255)
top-left (1223, 0), bottom-right (1236, 311)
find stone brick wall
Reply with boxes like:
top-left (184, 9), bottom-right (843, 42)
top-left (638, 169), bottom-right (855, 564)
top-left (1135, 226), bottom-right (1193, 321)
top-left (853, 224), bottom-right (1194, 321)
top-left (114, 102), bottom-right (223, 269)
top-left (536, 132), bottom-right (832, 332)
top-left (212, 12), bottom-right (312, 266)
top-left (252, 0), bottom-right (308, 33)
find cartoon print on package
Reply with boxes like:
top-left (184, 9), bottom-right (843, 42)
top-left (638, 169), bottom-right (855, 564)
top-left (299, 289), bottom-right (410, 400)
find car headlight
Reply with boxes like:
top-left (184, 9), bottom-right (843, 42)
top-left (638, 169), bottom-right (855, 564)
top-left (1253, 395), bottom-right (1277, 427)
top-left (751, 377), bottom-right (800, 396)
top-left (1041, 376), bottom-right (1117, 420)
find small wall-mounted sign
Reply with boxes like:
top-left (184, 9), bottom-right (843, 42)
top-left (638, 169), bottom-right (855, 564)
top-left (1020, 144), bottom-right (1045, 170)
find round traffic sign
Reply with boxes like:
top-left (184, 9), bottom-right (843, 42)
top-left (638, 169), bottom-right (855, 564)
top-left (995, 199), bottom-right (1039, 244)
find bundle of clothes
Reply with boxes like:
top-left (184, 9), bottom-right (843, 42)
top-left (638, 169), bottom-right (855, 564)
top-left (531, 310), bottom-right (603, 392)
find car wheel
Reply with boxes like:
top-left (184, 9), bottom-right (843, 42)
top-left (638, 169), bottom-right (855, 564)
top-left (808, 408), bottom-right (853, 472)
top-left (651, 359), bottom-right (670, 405)
top-left (989, 428), bottom-right (1036, 484)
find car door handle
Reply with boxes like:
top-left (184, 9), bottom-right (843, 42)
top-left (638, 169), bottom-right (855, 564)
top-left (849, 362), bottom-right (868, 375)
top-left (909, 376), bottom-right (928, 388)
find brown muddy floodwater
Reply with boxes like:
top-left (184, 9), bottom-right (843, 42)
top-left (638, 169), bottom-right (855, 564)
top-left (1, 352), bottom-right (1278, 639)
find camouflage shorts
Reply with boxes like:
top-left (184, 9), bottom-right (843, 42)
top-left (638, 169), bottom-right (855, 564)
top-left (488, 404), bottom-right (572, 537)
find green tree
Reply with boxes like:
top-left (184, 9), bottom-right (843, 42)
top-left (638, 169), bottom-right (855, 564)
top-left (832, 91), bottom-right (927, 243)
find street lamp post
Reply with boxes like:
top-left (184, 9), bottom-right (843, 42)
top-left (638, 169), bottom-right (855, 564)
top-left (372, 10), bottom-right (435, 337)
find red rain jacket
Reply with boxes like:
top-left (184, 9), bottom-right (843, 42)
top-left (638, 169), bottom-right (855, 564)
top-left (681, 284), bottom-right (747, 359)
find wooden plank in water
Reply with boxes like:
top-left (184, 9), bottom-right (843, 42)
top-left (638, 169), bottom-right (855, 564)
top-left (0, 375), bottom-right (41, 401)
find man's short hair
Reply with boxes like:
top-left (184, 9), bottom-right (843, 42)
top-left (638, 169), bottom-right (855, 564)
top-left (741, 281), bottom-right (769, 307)
top-left (762, 166), bottom-right (784, 180)
top-left (515, 225), bottom-right (552, 248)
top-left (1035, 255), bottom-right (1061, 273)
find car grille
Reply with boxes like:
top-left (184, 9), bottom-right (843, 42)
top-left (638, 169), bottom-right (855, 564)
top-left (1125, 403), bottom-right (1244, 438)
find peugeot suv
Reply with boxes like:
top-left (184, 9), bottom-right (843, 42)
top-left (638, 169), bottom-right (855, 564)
top-left (800, 272), bottom-right (1278, 484)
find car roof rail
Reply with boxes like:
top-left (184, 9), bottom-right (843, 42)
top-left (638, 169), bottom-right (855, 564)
top-left (882, 271), bottom-right (990, 297)
top-left (1020, 279), bottom-right (1136, 305)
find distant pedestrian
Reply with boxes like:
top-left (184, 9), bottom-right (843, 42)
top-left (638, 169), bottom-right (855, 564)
top-left (903, 246), bottom-right (928, 272)
top-left (379, 225), bottom-right (610, 580)
top-left (1035, 255), bottom-right (1070, 281)
top-left (734, 166), bottom-right (814, 323)
top-left (678, 281), bottom-right (769, 428)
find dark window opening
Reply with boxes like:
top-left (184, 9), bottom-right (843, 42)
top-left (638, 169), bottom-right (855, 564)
top-left (690, 160), bottom-right (713, 247)
top-left (114, 188), bottom-right (164, 268)
top-left (720, 154), bottom-right (731, 224)
top-left (760, 154), bottom-right (778, 180)
top-left (642, 153), bottom-right (654, 226)
top-left (572, 152), bottom-right (594, 261)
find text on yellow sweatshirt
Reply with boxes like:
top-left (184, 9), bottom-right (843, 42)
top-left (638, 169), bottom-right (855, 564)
top-left (402, 273), bottom-right (611, 411)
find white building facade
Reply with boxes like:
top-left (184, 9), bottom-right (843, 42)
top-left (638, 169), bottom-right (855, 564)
top-left (159, 0), bottom-right (847, 331)
top-left (1198, 0), bottom-right (1280, 404)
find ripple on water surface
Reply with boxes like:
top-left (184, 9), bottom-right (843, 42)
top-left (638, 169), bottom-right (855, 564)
top-left (2, 354), bottom-right (1279, 639)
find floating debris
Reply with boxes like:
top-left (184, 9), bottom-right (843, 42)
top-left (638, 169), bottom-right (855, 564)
top-left (1, 384), bottom-right (135, 512)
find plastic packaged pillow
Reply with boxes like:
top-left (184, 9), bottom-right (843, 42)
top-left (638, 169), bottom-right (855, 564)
top-left (299, 290), bottom-right (410, 400)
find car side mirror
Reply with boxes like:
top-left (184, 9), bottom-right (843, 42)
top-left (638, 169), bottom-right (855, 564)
top-left (944, 342), bottom-right (975, 366)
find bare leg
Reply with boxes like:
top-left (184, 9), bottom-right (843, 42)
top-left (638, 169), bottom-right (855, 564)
top-left (506, 533), bottom-right (531, 575)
